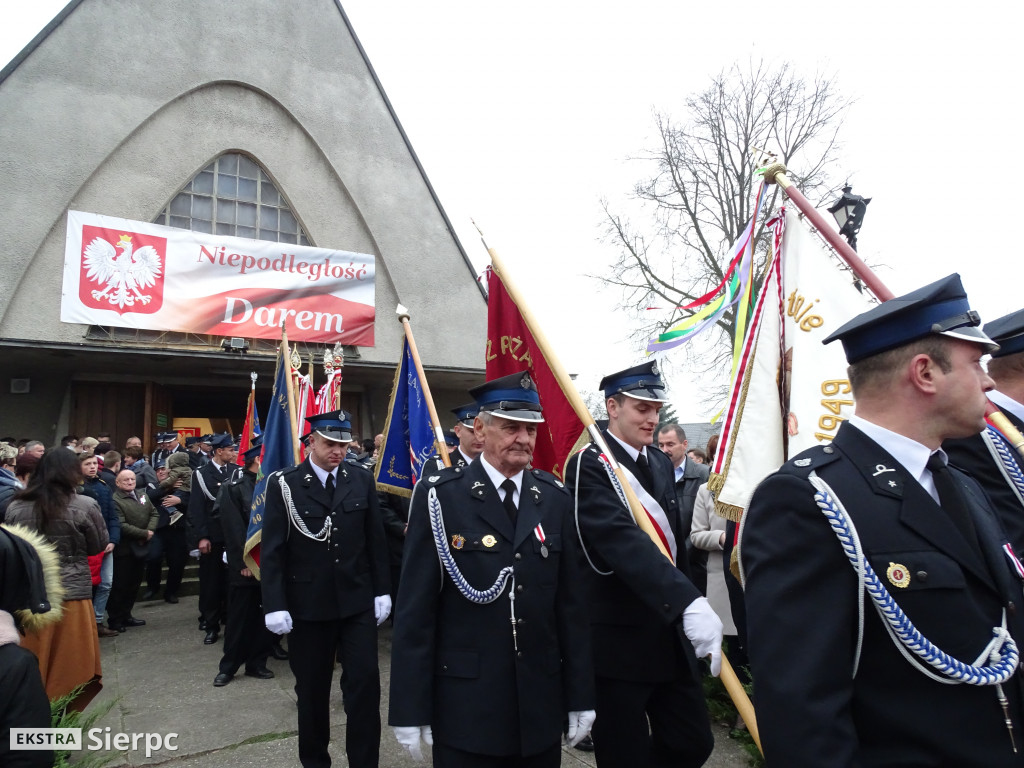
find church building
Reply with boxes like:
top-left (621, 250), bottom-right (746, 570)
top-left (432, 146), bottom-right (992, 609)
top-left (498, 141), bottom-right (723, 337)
top-left (0, 0), bottom-right (487, 450)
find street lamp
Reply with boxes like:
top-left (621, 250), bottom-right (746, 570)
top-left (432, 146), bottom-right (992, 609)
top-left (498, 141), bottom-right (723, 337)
top-left (827, 185), bottom-right (871, 251)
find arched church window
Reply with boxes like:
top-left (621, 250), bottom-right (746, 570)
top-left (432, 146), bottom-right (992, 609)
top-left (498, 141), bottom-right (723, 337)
top-left (153, 152), bottom-right (311, 246)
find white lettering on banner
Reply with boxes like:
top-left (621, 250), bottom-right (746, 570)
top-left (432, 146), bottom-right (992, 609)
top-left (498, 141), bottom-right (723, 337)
top-left (221, 298), bottom-right (343, 333)
top-left (223, 296), bottom-right (253, 323)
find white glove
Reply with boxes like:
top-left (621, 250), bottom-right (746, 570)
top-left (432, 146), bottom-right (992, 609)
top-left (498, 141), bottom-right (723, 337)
top-left (222, 551), bottom-right (228, 565)
top-left (265, 610), bottom-right (293, 635)
top-left (374, 594), bottom-right (392, 625)
top-left (682, 596), bottom-right (724, 676)
top-left (566, 709), bottom-right (596, 747)
top-left (393, 725), bottom-right (432, 761)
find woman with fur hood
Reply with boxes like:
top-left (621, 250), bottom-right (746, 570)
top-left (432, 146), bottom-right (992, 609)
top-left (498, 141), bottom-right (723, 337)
top-left (5, 448), bottom-right (108, 710)
top-left (0, 522), bottom-right (64, 768)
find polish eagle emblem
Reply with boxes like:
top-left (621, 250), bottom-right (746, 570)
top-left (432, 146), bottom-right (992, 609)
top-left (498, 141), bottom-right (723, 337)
top-left (83, 234), bottom-right (162, 310)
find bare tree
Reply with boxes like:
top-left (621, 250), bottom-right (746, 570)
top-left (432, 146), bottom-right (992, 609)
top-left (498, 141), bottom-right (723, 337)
top-left (599, 60), bottom-right (851, 402)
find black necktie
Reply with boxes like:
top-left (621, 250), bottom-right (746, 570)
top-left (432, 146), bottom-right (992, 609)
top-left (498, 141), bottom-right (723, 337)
top-left (500, 479), bottom-right (518, 525)
top-left (636, 451), bottom-right (655, 494)
top-left (927, 453), bottom-right (982, 559)
top-left (325, 473), bottom-right (335, 498)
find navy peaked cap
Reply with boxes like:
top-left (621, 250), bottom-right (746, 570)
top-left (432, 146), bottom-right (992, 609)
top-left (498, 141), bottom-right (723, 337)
top-left (823, 274), bottom-right (997, 363)
top-left (600, 360), bottom-right (668, 402)
top-left (984, 308), bottom-right (1024, 359)
top-left (470, 371), bottom-right (544, 423)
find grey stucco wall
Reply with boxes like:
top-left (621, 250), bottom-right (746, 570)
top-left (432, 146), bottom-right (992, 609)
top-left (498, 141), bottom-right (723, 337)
top-left (0, 0), bottom-right (485, 367)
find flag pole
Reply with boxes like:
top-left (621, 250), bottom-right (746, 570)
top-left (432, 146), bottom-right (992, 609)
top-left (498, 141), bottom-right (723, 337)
top-left (280, 324), bottom-right (303, 465)
top-left (396, 304), bottom-right (452, 467)
top-left (762, 160), bottom-right (1024, 456)
top-left (481, 237), bottom-right (761, 751)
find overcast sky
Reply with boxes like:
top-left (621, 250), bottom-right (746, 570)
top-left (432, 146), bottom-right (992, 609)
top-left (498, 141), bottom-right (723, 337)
top-left (4, 1), bottom-right (1022, 422)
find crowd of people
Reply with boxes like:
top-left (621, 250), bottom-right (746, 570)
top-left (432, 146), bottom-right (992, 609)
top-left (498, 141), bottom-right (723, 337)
top-left (6, 274), bottom-right (1024, 768)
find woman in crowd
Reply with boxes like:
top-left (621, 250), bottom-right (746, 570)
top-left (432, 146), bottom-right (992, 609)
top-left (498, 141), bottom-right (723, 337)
top-left (4, 448), bottom-right (108, 710)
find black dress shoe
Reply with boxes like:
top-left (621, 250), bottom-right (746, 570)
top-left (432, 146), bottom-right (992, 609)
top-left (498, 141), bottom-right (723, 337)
top-left (244, 667), bottom-right (274, 679)
top-left (109, 623), bottom-right (127, 633)
top-left (213, 673), bottom-right (233, 687)
top-left (270, 644), bottom-right (289, 660)
top-left (124, 617), bottom-right (146, 627)
top-left (164, 594), bottom-right (179, 604)
top-left (203, 630), bottom-right (220, 645)
top-left (574, 734), bottom-right (595, 752)
top-left (198, 620), bottom-right (208, 631)
top-left (141, 590), bottom-right (157, 600)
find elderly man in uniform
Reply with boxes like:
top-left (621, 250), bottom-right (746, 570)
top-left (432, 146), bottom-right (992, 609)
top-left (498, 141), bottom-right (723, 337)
top-left (742, 274), bottom-right (1024, 767)
top-left (566, 362), bottom-right (721, 768)
top-left (944, 308), bottom-right (1024, 554)
top-left (187, 432), bottom-right (237, 644)
top-left (261, 410), bottom-right (391, 768)
top-left (389, 371), bottom-right (596, 767)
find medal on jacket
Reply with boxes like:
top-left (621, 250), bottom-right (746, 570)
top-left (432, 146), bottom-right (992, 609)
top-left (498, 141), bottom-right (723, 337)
top-left (886, 562), bottom-right (910, 589)
top-left (534, 523), bottom-right (548, 558)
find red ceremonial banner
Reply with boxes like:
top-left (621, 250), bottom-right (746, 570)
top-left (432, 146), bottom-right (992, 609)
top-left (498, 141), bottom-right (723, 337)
top-left (485, 267), bottom-right (584, 479)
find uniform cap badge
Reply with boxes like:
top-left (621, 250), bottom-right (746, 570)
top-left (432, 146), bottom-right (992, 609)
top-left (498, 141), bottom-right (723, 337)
top-left (451, 534), bottom-right (466, 550)
top-left (886, 562), bottom-right (911, 588)
top-left (481, 534), bottom-right (497, 548)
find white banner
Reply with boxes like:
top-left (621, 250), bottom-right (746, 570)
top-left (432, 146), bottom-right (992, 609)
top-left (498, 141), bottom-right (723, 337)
top-left (60, 210), bottom-right (375, 344)
top-left (716, 207), bottom-right (876, 514)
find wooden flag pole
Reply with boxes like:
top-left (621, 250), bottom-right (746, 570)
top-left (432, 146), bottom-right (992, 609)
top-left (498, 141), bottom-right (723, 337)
top-left (483, 241), bottom-right (761, 752)
top-left (763, 161), bottom-right (1024, 457)
top-left (280, 324), bottom-right (303, 465)
top-left (396, 304), bottom-right (452, 467)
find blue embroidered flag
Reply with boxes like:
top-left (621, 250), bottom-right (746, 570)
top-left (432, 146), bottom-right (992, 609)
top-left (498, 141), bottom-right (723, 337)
top-left (374, 337), bottom-right (437, 497)
top-left (244, 346), bottom-right (298, 577)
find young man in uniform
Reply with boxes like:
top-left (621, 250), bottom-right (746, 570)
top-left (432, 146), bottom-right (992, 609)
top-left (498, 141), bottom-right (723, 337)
top-left (261, 410), bottom-right (390, 768)
top-left (566, 361), bottom-right (722, 768)
top-left (742, 275), bottom-right (1024, 766)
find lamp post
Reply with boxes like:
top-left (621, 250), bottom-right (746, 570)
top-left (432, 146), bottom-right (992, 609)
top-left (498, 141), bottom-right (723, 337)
top-left (827, 185), bottom-right (871, 251)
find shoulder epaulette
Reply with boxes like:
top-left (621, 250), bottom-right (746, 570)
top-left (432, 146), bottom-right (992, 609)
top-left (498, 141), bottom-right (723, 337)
top-left (782, 444), bottom-right (841, 476)
top-left (420, 466), bottom-right (463, 487)
top-left (530, 468), bottom-right (570, 494)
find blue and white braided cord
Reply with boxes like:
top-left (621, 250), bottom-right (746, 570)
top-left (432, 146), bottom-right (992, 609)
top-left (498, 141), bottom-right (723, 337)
top-left (810, 474), bottom-right (1018, 686)
top-left (989, 426), bottom-right (1024, 500)
top-left (428, 487), bottom-right (513, 604)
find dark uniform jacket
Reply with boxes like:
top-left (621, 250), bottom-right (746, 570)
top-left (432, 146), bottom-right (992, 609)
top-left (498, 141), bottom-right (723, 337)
top-left (671, 458), bottom-right (711, 594)
top-left (742, 422), bottom-right (1024, 768)
top-left (389, 459), bottom-right (595, 757)
top-left (945, 405), bottom-right (1024, 555)
top-left (218, 469), bottom-right (257, 588)
top-left (187, 460), bottom-right (237, 544)
top-left (260, 457), bottom-right (389, 621)
top-left (565, 432), bottom-right (700, 682)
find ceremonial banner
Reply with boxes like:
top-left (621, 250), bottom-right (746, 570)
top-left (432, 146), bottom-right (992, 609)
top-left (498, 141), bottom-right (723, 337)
top-left (375, 338), bottom-right (436, 497)
top-left (485, 267), bottom-right (585, 479)
top-left (238, 374), bottom-right (261, 453)
top-left (713, 207), bottom-right (876, 518)
top-left (60, 210), bottom-right (375, 345)
top-left (243, 346), bottom-right (299, 577)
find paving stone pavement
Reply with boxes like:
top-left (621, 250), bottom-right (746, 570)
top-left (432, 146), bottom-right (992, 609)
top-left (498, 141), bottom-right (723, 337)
top-left (81, 595), bottom-right (752, 767)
